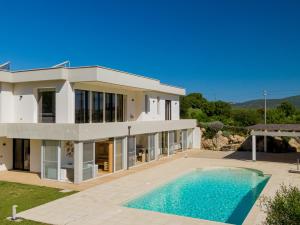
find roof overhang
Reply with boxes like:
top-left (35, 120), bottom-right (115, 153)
top-left (0, 66), bottom-right (185, 96)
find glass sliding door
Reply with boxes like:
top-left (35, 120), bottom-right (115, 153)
top-left (105, 93), bottom-right (115, 122)
top-left (75, 90), bottom-right (90, 123)
top-left (115, 138), bottom-right (124, 171)
top-left (23, 140), bottom-right (30, 170)
top-left (83, 142), bottom-right (95, 181)
top-left (92, 91), bottom-right (103, 123)
top-left (38, 89), bottom-right (56, 123)
top-left (13, 139), bottom-right (30, 171)
top-left (117, 94), bottom-right (124, 122)
top-left (168, 131), bottom-right (175, 155)
top-left (42, 140), bottom-right (60, 180)
top-left (159, 132), bottom-right (168, 155)
top-left (188, 129), bottom-right (193, 148)
top-left (182, 130), bottom-right (188, 150)
top-left (148, 134), bottom-right (155, 161)
top-left (128, 136), bottom-right (136, 167)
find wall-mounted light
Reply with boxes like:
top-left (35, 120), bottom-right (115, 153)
top-left (2, 143), bottom-right (6, 146)
top-left (131, 99), bottom-right (135, 102)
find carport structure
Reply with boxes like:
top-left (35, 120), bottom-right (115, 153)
top-left (248, 124), bottom-right (300, 161)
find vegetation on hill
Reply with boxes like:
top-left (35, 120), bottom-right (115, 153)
top-left (180, 93), bottom-right (300, 127)
top-left (233, 95), bottom-right (300, 109)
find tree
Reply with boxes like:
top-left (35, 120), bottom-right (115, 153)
top-left (212, 101), bottom-right (232, 117)
top-left (180, 93), bottom-right (208, 118)
top-left (231, 109), bottom-right (260, 126)
top-left (260, 185), bottom-right (300, 225)
top-left (277, 101), bottom-right (296, 117)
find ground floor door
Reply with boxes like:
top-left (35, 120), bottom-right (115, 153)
top-left (13, 139), bottom-right (30, 171)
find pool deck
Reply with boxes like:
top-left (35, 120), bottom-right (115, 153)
top-left (16, 150), bottom-right (300, 225)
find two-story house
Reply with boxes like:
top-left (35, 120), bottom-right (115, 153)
top-left (0, 64), bottom-right (200, 183)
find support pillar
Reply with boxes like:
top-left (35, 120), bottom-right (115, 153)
top-left (252, 135), bottom-right (256, 161)
top-left (74, 142), bottom-right (83, 184)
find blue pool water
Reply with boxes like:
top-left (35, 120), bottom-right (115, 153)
top-left (124, 167), bottom-right (270, 225)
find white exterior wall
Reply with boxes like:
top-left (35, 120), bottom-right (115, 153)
top-left (13, 81), bottom-right (74, 123)
top-left (30, 139), bottom-right (41, 172)
top-left (0, 83), bottom-right (14, 122)
top-left (0, 137), bottom-right (13, 171)
top-left (141, 92), bottom-right (180, 121)
top-left (56, 81), bottom-right (74, 123)
top-left (192, 127), bottom-right (201, 149)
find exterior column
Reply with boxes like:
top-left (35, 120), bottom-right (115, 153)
top-left (252, 135), bottom-right (256, 161)
top-left (74, 142), bottom-right (83, 184)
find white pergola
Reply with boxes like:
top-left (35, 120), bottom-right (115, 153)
top-left (249, 124), bottom-right (300, 161)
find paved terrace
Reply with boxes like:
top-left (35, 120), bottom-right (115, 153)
top-left (10, 150), bottom-right (300, 225)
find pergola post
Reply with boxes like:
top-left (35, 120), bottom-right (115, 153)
top-left (252, 135), bottom-right (256, 161)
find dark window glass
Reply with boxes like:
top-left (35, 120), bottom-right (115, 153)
top-left (38, 89), bottom-right (56, 123)
top-left (117, 94), bottom-right (124, 122)
top-left (165, 100), bottom-right (172, 120)
top-left (105, 93), bottom-right (115, 122)
top-left (75, 90), bottom-right (90, 123)
top-left (92, 92), bottom-right (103, 122)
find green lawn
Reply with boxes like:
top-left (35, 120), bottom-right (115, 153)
top-left (0, 181), bottom-right (77, 225)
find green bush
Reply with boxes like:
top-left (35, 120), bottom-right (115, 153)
top-left (260, 184), bottom-right (300, 225)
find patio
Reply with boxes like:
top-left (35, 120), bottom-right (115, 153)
top-left (0, 149), bottom-right (190, 191)
top-left (16, 150), bottom-right (300, 225)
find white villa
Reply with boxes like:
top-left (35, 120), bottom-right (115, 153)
top-left (0, 64), bottom-right (200, 184)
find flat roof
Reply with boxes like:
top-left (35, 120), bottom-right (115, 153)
top-left (247, 124), bottom-right (300, 132)
top-left (0, 65), bottom-right (185, 95)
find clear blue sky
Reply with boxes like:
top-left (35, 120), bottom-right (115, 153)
top-left (1, 0), bottom-right (300, 102)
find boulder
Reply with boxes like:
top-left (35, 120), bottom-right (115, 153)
top-left (212, 134), bottom-right (229, 150)
top-left (289, 138), bottom-right (300, 152)
top-left (202, 138), bottom-right (214, 149)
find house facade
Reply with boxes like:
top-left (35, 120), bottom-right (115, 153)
top-left (0, 65), bottom-right (200, 183)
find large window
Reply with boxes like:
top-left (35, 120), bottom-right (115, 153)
top-left (92, 92), bottom-right (103, 123)
top-left (75, 90), bottom-right (90, 123)
top-left (128, 136), bottom-right (136, 167)
top-left (115, 138), bottom-right (124, 171)
top-left (75, 90), bottom-right (125, 123)
top-left (117, 94), bottom-right (124, 122)
top-left (38, 89), bottom-right (56, 123)
top-left (105, 93), bottom-right (115, 122)
top-left (148, 134), bottom-right (155, 161)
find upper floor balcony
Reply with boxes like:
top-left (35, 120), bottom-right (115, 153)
top-left (0, 119), bottom-right (197, 141)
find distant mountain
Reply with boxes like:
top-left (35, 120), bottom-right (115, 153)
top-left (233, 95), bottom-right (300, 109)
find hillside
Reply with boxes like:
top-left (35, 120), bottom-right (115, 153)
top-left (233, 95), bottom-right (300, 109)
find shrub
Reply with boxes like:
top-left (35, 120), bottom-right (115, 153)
top-left (260, 184), bottom-right (300, 225)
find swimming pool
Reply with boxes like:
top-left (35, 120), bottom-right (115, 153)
top-left (124, 167), bottom-right (270, 225)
